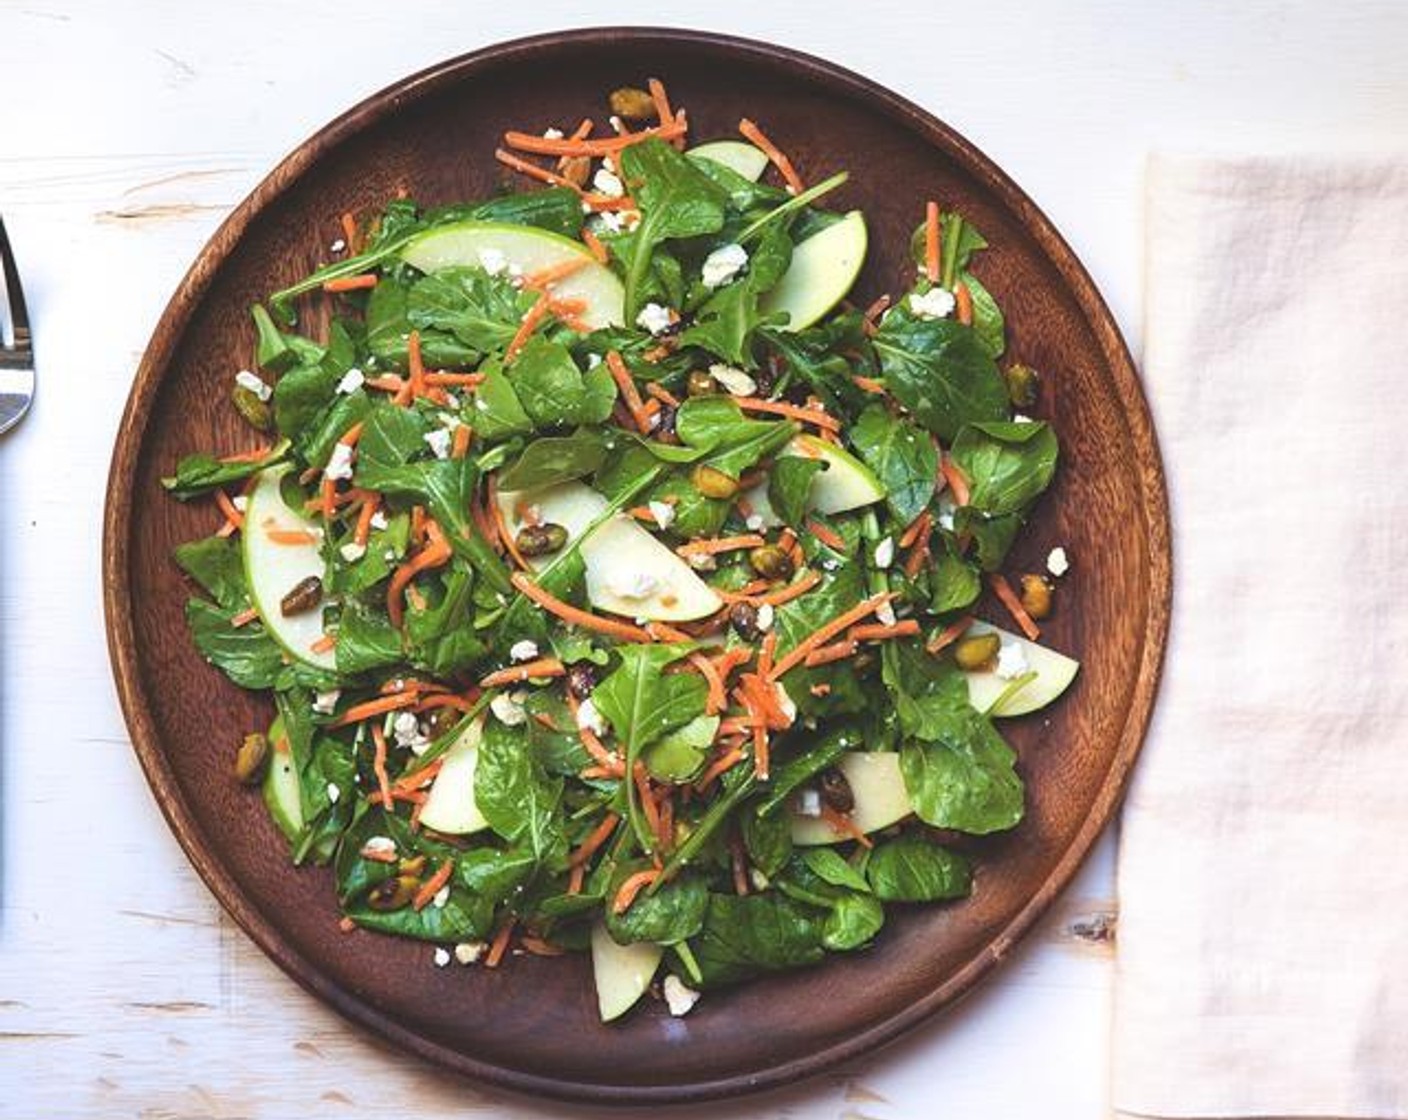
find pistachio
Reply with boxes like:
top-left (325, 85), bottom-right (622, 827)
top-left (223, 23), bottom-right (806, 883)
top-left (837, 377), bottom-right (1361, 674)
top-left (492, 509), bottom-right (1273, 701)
top-left (729, 602), bottom-right (762, 642)
top-left (749, 544), bottom-right (795, 582)
top-left (692, 465), bottom-right (739, 500)
top-left (280, 575), bottom-right (323, 617)
top-left (1004, 363), bottom-right (1041, 409)
top-left (560, 155), bottom-right (592, 188)
top-left (516, 522), bottom-right (569, 557)
top-left (232, 384), bottom-right (273, 431)
top-left (1019, 573), bottom-right (1054, 620)
top-left (817, 767), bottom-right (855, 813)
top-left (234, 732), bottom-right (270, 786)
top-left (566, 663), bottom-right (599, 700)
top-left (367, 875), bottom-right (421, 912)
top-left (686, 369), bottom-right (718, 397)
top-left (608, 86), bottom-right (658, 123)
top-left (953, 632), bottom-right (1001, 671)
top-left (397, 854), bottom-right (428, 878)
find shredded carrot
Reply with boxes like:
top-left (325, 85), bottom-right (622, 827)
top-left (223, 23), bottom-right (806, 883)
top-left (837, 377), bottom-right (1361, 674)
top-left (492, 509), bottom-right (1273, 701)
top-left (648, 77), bottom-right (674, 130)
top-left (768, 593), bottom-right (896, 680)
top-left (392, 757), bottom-right (444, 793)
top-left (570, 812), bottom-right (621, 867)
top-left (486, 476), bottom-right (531, 571)
top-left (676, 534), bottom-right (765, 558)
top-left (863, 293), bottom-right (892, 327)
top-left (423, 371), bottom-right (485, 388)
top-left (579, 764), bottom-right (621, 781)
top-left (853, 375), bottom-right (886, 394)
top-left (738, 118), bottom-right (804, 194)
top-left (612, 868), bottom-right (663, 914)
top-left (479, 658), bottom-right (566, 688)
top-left (214, 489), bottom-right (244, 530)
top-left (605, 350), bottom-right (651, 432)
top-left (806, 519), bottom-right (847, 552)
top-left (646, 621), bottom-right (691, 643)
top-left (761, 569), bottom-right (822, 606)
top-left (580, 226), bottom-right (609, 264)
top-left (656, 789), bottom-right (675, 853)
top-left (567, 863), bottom-right (586, 895)
top-left (323, 274), bottom-right (378, 293)
top-left (903, 532), bottom-right (931, 579)
top-left (495, 147), bottom-right (578, 191)
top-left (504, 290), bottom-right (553, 363)
top-left (850, 619), bottom-right (921, 643)
top-left (387, 520), bottom-right (452, 629)
top-left (218, 445), bottom-right (273, 464)
top-left (803, 638), bottom-right (855, 668)
top-left (990, 573), bottom-right (1041, 640)
top-left (899, 511), bottom-right (933, 550)
top-left (924, 201), bottom-right (941, 284)
top-left (338, 916), bottom-right (358, 933)
top-left (371, 723), bottom-right (394, 812)
top-left (353, 497), bottom-right (379, 548)
top-left (485, 919), bottom-right (516, 968)
top-left (365, 374), bottom-right (405, 394)
top-left (696, 746), bottom-right (745, 790)
top-left (510, 572), bottom-right (651, 643)
top-left (757, 632), bottom-right (778, 678)
top-left (713, 579), bottom-right (772, 604)
top-left (809, 683), bottom-right (832, 697)
top-left (319, 476), bottom-right (337, 520)
top-left (711, 647), bottom-right (754, 684)
top-left (689, 652), bottom-right (728, 715)
top-left (634, 762), bottom-right (662, 841)
top-left (412, 859), bottom-right (455, 911)
top-left (820, 803), bottom-right (874, 848)
top-left (230, 606), bottom-right (259, 628)
top-left (265, 528), bottom-right (320, 546)
top-left (939, 456), bottom-right (971, 507)
top-left (955, 280), bottom-right (974, 325)
top-left (451, 424), bottom-right (473, 460)
top-left (735, 396), bottom-right (840, 431)
top-left (926, 614), bottom-right (975, 655)
top-left (523, 257), bottom-right (590, 291)
top-left (502, 120), bottom-right (688, 158)
top-left (309, 634), bottom-right (336, 654)
top-left (643, 381), bottom-right (680, 408)
top-left (339, 212), bottom-right (359, 254)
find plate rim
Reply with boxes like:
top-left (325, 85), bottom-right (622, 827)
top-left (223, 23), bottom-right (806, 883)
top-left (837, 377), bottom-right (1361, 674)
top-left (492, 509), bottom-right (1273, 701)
top-left (103, 25), bottom-right (1171, 1104)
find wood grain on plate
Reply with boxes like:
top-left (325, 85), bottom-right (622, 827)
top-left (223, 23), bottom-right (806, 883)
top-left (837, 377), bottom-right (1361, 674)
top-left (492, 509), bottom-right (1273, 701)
top-left (102, 27), bottom-right (1170, 1104)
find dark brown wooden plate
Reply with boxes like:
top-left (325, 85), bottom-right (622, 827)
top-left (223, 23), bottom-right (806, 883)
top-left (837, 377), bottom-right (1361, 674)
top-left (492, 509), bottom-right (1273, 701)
top-left (103, 28), bottom-right (1170, 1104)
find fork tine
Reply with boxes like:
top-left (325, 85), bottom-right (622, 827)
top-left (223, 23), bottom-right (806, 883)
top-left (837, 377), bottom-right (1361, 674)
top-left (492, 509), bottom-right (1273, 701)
top-left (0, 216), bottom-right (31, 348)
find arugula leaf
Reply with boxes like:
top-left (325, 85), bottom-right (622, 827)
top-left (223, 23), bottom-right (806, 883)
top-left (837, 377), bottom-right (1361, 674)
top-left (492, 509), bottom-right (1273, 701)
top-left (866, 834), bottom-right (972, 902)
top-left (474, 719), bottom-right (568, 866)
top-left (358, 402), bottom-right (429, 466)
top-left (899, 704), bottom-right (1024, 834)
top-left (404, 567), bottom-right (488, 677)
top-left (950, 420), bottom-right (1058, 516)
top-left (406, 266), bottom-right (532, 359)
top-left (760, 311), bottom-right (873, 415)
top-left (365, 278), bottom-right (479, 371)
top-left (768, 456), bottom-right (826, 528)
top-left (873, 310), bottom-right (1008, 441)
top-left (674, 396), bottom-right (797, 478)
top-left (471, 362), bottom-right (534, 441)
top-left (850, 404), bottom-right (938, 525)
top-left (251, 303), bottom-right (297, 374)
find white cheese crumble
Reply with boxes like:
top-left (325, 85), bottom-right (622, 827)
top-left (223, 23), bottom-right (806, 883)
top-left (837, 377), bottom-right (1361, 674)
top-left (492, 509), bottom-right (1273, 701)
top-left (312, 689), bottom-right (341, 715)
top-left (324, 441), bottom-right (355, 482)
top-left (773, 681), bottom-right (797, 725)
top-left (796, 788), bottom-right (823, 817)
top-left (433, 947), bottom-right (451, 968)
top-left (592, 167), bottom-right (625, 197)
top-left (648, 500), bottom-right (676, 529)
top-left (663, 974), bottom-right (701, 1017)
top-left (686, 552), bottom-right (717, 572)
top-left (339, 541), bottom-right (366, 563)
top-left (509, 639), bottom-right (540, 663)
top-left (908, 287), bottom-right (956, 320)
top-left (337, 367), bottom-right (365, 395)
top-left (541, 126), bottom-right (565, 140)
top-left (330, 237), bottom-right (346, 253)
top-left (1047, 546), bottom-right (1070, 577)
top-left (708, 363), bottom-right (757, 397)
top-left (585, 352), bottom-right (603, 369)
top-left (361, 835), bottom-right (396, 859)
top-left (744, 513), bottom-right (765, 531)
top-left (635, 302), bottom-right (674, 336)
top-left (477, 247), bottom-right (508, 276)
top-left (231, 494), bottom-right (249, 513)
top-left (234, 369), bottom-right (272, 401)
top-left (1013, 413), bottom-right (1035, 424)
top-left (875, 600), bottom-right (898, 627)
top-left (454, 941), bottom-right (487, 965)
top-left (995, 639), bottom-right (1031, 680)
top-left (701, 243), bottom-right (748, 288)
top-left (325, 782), bottom-right (341, 804)
top-left (607, 570), bottom-right (660, 601)
top-left (490, 691), bottom-right (528, 727)
top-left (755, 603), bottom-right (775, 632)
top-left (576, 697), bottom-right (608, 737)
top-left (749, 868), bottom-right (770, 891)
top-left (423, 428), bottom-right (453, 460)
top-left (369, 509), bottom-right (389, 531)
top-left (431, 885), bottom-right (451, 909)
top-left (392, 711), bottom-right (428, 752)
top-left (595, 209), bottom-right (628, 234)
top-left (873, 536), bottom-right (895, 569)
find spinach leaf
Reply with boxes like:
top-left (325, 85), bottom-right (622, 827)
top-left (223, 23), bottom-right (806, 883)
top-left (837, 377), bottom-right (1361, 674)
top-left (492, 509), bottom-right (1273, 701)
top-left (461, 187), bottom-right (583, 238)
top-left (761, 314), bottom-right (871, 416)
top-left (674, 396), bottom-right (797, 478)
top-left (335, 601), bottom-right (404, 676)
top-left (471, 363), bottom-right (534, 441)
top-left (185, 599), bottom-right (287, 689)
top-left (822, 891), bottom-right (884, 951)
top-left (961, 271), bottom-right (1005, 359)
top-left (174, 536), bottom-right (248, 610)
top-left (679, 226), bottom-right (791, 366)
top-left (690, 892), bottom-right (826, 989)
top-left (929, 544), bottom-right (982, 614)
top-left (850, 404), bottom-right (937, 525)
top-left (605, 863), bottom-right (708, 946)
top-left (506, 339), bottom-right (615, 430)
top-left (496, 430), bottom-right (608, 491)
top-left (299, 389), bottom-right (372, 470)
top-left (358, 402), bottom-right (428, 466)
top-left (404, 567), bottom-right (487, 677)
top-left (642, 714), bottom-right (717, 782)
top-left (687, 153), bottom-right (789, 212)
top-left (955, 508), bottom-right (1023, 572)
top-left (364, 278), bottom-right (479, 372)
top-left (162, 446), bottom-right (284, 500)
top-left (406, 266), bottom-right (532, 359)
top-left (873, 311), bottom-right (1008, 441)
top-left (950, 420), bottom-right (1058, 516)
top-left (474, 720), bottom-right (567, 867)
top-left (617, 139), bottom-right (729, 319)
top-left (800, 848), bottom-right (871, 894)
top-left (767, 455), bottom-right (825, 528)
top-left (740, 806), bottom-right (793, 878)
top-left (866, 834), bottom-right (972, 902)
top-left (899, 705), bottom-right (1024, 834)
top-left (881, 637), bottom-right (968, 742)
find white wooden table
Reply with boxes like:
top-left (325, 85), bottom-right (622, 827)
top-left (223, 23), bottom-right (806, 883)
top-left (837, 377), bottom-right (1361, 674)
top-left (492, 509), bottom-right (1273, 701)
top-left (2, 2), bottom-right (1402, 1115)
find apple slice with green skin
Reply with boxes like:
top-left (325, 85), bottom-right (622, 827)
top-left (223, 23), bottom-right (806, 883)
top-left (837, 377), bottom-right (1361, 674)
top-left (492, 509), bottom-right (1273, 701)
top-left (742, 434), bottom-right (886, 528)
top-left (759, 210), bottom-right (868, 332)
top-left (790, 751), bottom-right (913, 845)
top-left (400, 221), bottom-right (624, 329)
top-left (262, 717), bottom-right (304, 843)
top-left (495, 481), bottom-right (722, 622)
top-left (243, 466), bottom-right (335, 671)
top-left (689, 140), bottom-right (769, 181)
top-left (591, 922), bottom-right (663, 1022)
top-left (416, 718), bottom-right (491, 836)
top-left (962, 621), bottom-right (1080, 718)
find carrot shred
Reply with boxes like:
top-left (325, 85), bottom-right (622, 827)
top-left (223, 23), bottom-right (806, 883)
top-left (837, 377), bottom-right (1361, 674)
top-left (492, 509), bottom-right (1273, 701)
top-left (423, 371), bottom-right (485, 388)
top-left (760, 569), bottom-right (822, 606)
top-left (485, 919), bottom-right (516, 968)
top-left (309, 634), bottom-right (336, 654)
top-left (451, 424), bottom-right (473, 460)
top-left (689, 652), bottom-right (728, 715)
top-left (323, 273), bottom-right (378, 293)
top-left (387, 520), bottom-right (451, 629)
top-left (768, 593), bottom-right (896, 680)
top-left (634, 762), bottom-right (662, 841)
top-left (863, 293), bottom-right (892, 330)
top-left (852, 375), bottom-right (886, 394)
top-left (391, 757), bottom-right (444, 793)
top-left (803, 638), bottom-right (855, 668)
top-left (990, 573), bottom-right (1041, 640)
top-left (580, 226), bottom-right (609, 264)
top-left (502, 121), bottom-right (688, 158)
top-left (646, 621), bottom-right (692, 643)
top-left (230, 606), bottom-right (259, 628)
top-left (676, 533), bottom-right (765, 558)
top-left (899, 510), bottom-right (933, 550)
top-left (486, 476), bottom-right (531, 571)
top-left (338, 916), bottom-right (358, 933)
top-left (696, 746), bottom-right (745, 791)
top-left (570, 812), bottom-right (621, 867)
top-left (926, 614), bottom-right (975, 655)
top-left (924, 201), bottom-right (941, 284)
top-left (510, 572), bottom-right (651, 643)
top-left (820, 803), bottom-right (874, 848)
top-left (412, 859), bottom-right (455, 912)
top-left (495, 147), bottom-right (578, 191)
top-left (479, 658), bottom-right (566, 688)
top-left (567, 863), bottom-right (587, 895)
top-left (711, 647), bottom-right (754, 683)
top-left (643, 381), bottom-right (680, 408)
top-left (903, 533), bottom-right (931, 579)
top-left (648, 77), bottom-right (674, 130)
top-left (809, 683), bottom-right (832, 697)
top-left (955, 280), bottom-right (974, 325)
top-left (365, 374), bottom-right (406, 394)
top-left (735, 396), bottom-right (840, 431)
top-left (265, 528), bottom-right (320, 546)
top-left (523, 257), bottom-right (590, 291)
top-left (939, 456), bottom-right (971, 507)
top-left (504, 290), bottom-right (553, 363)
top-left (218, 445), bottom-right (273, 464)
top-left (605, 350), bottom-right (651, 432)
top-left (849, 619), bottom-right (921, 643)
top-left (353, 497), bottom-right (379, 548)
top-left (339, 212), bottom-right (359, 254)
top-left (214, 489), bottom-right (244, 530)
top-left (738, 118), bottom-right (804, 194)
top-left (757, 632), bottom-right (778, 678)
top-left (612, 868), bottom-right (663, 914)
top-left (806, 519), bottom-right (846, 552)
top-left (370, 723), bottom-right (394, 812)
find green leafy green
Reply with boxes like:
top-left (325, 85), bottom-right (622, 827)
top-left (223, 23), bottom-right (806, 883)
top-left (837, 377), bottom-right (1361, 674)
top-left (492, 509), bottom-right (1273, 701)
top-left (873, 311), bottom-right (1008, 441)
top-left (474, 720), bottom-right (567, 866)
top-left (950, 420), bottom-right (1058, 515)
top-left (900, 704), bottom-right (1024, 834)
top-left (497, 431), bottom-right (609, 491)
top-left (850, 404), bottom-right (938, 525)
top-left (866, 834), bottom-right (972, 901)
top-left (767, 455), bottom-right (825, 528)
top-left (691, 892), bottom-right (826, 989)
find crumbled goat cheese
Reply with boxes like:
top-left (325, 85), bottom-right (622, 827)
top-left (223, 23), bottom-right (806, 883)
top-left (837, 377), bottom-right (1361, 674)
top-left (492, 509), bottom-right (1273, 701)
top-left (586, 352), bottom-right (603, 369)
top-left (708, 363), bottom-right (757, 396)
top-left (477, 247), bottom-right (508, 276)
top-left (490, 691), bottom-right (528, 727)
top-left (648, 500), bottom-right (676, 529)
top-left (1047, 546), bottom-right (1070, 577)
top-left (454, 941), bottom-right (487, 965)
top-left (312, 689), bottom-right (341, 715)
top-left (749, 868), bottom-right (770, 891)
top-left (423, 428), bottom-right (453, 460)
top-left (339, 541), bottom-right (366, 563)
top-left (324, 441), bottom-right (355, 481)
top-left (369, 509), bottom-right (389, 531)
top-left (995, 639), bottom-right (1030, 680)
top-left (745, 513), bottom-right (765, 531)
top-left (663, 974), bottom-right (701, 1017)
top-left (509, 639), bottom-right (540, 663)
top-left (701, 243), bottom-right (748, 288)
top-left (541, 126), bottom-right (565, 139)
top-left (908, 287), bottom-right (956, 320)
top-left (873, 536), bottom-right (895, 569)
top-left (433, 947), bottom-right (451, 968)
top-left (431, 885), bottom-right (451, 909)
top-left (875, 600), bottom-right (898, 627)
top-left (325, 782), bottom-right (341, 804)
top-left (337, 367), bottom-right (365, 394)
top-left (1013, 413), bottom-right (1035, 424)
top-left (592, 167), bottom-right (625, 197)
top-left (361, 836), bottom-right (396, 859)
top-left (595, 209), bottom-right (628, 234)
top-left (231, 494), bottom-right (249, 513)
top-left (755, 603), bottom-right (775, 631)
top-left (635, 302), bottom-right (674, 336)
top-left (576, 697), bottom-right (608, 737)
top-left (392, 711), bottom-right (427, 751)
top-left (607, 570), bottom-right (660, 600)
top-left (773, 682), bottom-right (797, 724)
top-left (235, 369), bottom-right (272, 401)
top-left (796, 788), bottom-right (823, 817)
top-left (330, 238), bottom-right (346, 252)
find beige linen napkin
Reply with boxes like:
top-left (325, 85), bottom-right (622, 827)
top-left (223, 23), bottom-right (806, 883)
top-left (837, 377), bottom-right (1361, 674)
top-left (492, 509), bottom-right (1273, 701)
top-left (1113, 155), bottom-right (1408, 1119)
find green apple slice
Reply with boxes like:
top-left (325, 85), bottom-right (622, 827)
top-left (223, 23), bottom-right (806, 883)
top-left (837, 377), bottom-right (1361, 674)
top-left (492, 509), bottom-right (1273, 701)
top-left (591, 922), bottom-right (663, 1022)
top-left (689, 140), bottom-right (769, 181)
top-left (759, 210), bottom-right (867, 331)
top-left (243, 466), bottom-right (334, 671)
top-left (496, 481), bottom-right (722, 622)
top-left (401, 220), bottom-right (624, 329)
top-left (416, 718), bottom-right (491, 836)
top-left (742, 434), bottom-right (886, 528)
top-left (962, 621), bottom-right (1080, 717)
top-left (790, 751), bottom-right (913, 845)
top-left (262, 717), bottom-right (304, 843)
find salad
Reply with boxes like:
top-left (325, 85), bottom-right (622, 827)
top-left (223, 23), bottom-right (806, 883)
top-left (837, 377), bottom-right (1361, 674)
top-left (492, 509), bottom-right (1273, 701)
top-left (165, 79), bottom-right (1078, 1022)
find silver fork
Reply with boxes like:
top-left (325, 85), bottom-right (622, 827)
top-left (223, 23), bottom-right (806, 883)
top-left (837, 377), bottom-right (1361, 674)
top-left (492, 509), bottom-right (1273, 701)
top-left (0, 217), bottom-right (34, 435)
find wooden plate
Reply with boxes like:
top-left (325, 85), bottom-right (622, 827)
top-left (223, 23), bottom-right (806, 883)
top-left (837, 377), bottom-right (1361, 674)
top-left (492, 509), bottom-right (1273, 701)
top-left (103, 28), bottom-right (1170, 1104)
